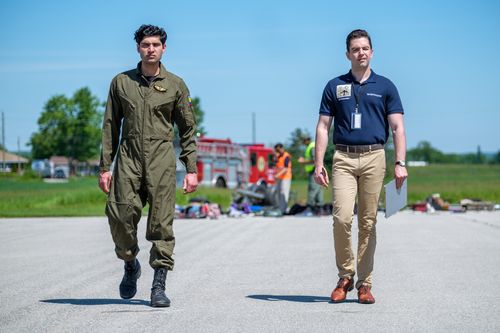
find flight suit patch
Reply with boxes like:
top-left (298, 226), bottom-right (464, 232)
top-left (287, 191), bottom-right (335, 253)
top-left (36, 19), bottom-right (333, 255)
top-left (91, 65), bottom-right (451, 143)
top-left (154, 85), bottom-right (167, 92)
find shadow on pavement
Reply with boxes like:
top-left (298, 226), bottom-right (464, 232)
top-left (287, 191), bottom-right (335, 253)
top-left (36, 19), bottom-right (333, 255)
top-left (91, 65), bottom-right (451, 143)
top-left (247, 295), bottom-right (332, 303)
top-left (40, 298), bottom-right (150, 306)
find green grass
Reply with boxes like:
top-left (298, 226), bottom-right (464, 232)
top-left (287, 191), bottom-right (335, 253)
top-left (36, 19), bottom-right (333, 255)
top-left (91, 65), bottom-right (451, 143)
top-left (403, 164), bottom-right (500, 204)
top-left (175, 187), bottom-right (232, 208)
top-left (0, 177), bottom-right (232, 217)
top-left (0, 177), bottom-right (105, 217)
top-left (1, 164), bottom-right (499, 217)
top-left (290, 164), bottom-right (500, 206)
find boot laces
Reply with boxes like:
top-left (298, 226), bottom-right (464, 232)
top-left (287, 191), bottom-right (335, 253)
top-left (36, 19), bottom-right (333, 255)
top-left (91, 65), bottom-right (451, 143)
top-left (153, 269), bottom-right (166, 291)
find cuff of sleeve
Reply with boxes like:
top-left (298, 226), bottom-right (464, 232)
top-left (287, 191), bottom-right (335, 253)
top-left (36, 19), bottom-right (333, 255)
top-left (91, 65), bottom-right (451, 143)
top-left (185, 162), bottom-right (197, 174)
top-left (387, 109), bottom-right (404, 114)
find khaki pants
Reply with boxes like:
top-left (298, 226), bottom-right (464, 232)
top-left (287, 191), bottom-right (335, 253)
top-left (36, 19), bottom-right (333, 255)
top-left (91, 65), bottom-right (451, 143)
top-left (332, 149), bottom-right (386, 289)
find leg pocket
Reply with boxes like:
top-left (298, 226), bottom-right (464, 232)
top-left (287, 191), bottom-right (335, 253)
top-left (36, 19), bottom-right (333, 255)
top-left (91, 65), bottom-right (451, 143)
top-left (106, 199), bottom-right (140, 260)
top-left (106, 200), bottom-right (133, 227)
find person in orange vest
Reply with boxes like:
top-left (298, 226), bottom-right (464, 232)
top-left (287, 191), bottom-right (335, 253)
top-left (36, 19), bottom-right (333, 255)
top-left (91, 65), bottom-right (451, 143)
top-left (274, 143), bottom-right (292, 214)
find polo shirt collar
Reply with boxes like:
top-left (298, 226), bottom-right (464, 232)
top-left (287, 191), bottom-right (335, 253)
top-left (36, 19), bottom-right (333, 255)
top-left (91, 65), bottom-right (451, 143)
top-left (346, 69), bottom-right (377, 84)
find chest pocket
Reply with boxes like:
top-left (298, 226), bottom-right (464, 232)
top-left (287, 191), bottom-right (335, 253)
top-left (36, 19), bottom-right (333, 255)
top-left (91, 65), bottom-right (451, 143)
top-left (364, 92), bottom-right (386, 114)
top-left (117, 93), bottom-right (136, 119)
top-left (117, 93), bottom-right (138, 137)
top-left (154, 96), bottom-right (176, 123)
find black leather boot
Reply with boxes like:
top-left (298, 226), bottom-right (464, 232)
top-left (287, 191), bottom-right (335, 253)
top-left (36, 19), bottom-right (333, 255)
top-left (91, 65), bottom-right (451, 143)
top-left (150, 268), bottom-right (171, 307)
top-left (119, 259), bottom-right (141, 299)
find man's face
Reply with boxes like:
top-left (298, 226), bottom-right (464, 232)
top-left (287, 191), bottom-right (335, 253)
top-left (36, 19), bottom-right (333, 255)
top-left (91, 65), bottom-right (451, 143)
top-left (346, 37), bottom-right (373, 69)
top-left (137, 36), bottom-right (166, 65)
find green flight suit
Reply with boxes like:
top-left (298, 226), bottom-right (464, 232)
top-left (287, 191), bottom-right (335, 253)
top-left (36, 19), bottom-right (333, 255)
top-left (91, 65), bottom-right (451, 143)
top-left (100, 62), bottom-right (197, 270)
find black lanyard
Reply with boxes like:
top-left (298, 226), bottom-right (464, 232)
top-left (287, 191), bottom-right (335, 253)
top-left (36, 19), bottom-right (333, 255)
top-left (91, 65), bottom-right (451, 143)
top-left (351, 82), bottom-right (364, 113)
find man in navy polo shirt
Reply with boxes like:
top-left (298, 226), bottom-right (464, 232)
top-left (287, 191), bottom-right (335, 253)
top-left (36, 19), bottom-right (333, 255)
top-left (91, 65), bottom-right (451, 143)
top-left (314, 29), bottom-right (407, 304)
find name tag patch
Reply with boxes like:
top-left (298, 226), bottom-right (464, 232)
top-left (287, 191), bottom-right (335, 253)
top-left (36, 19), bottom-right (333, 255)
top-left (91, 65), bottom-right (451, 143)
top-left (336, 84), bottom-right (351, 98)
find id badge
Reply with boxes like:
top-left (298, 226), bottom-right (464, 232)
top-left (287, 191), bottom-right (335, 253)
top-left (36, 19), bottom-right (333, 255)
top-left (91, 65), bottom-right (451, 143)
top-left (351, 113), bottom-right (362, 130)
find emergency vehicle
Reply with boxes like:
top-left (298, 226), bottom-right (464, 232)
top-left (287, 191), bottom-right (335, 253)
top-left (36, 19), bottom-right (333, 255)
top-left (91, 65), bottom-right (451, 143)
top-left (176, 137), bottom-right (276, 188)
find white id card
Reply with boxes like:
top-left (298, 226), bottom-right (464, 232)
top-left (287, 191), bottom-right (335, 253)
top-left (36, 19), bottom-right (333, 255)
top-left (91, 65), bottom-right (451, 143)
top-left (351, 113), bottom-right (362, 129)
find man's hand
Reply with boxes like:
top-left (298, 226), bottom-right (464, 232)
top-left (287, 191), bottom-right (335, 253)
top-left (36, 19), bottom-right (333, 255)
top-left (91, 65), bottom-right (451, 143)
top-left (274, 168), bottom-right (285, 179)
top-left (313, 165), bottom-right (329, 187)
top-left (298, 157), bottom-right (305, 163)
top-left (98, 171), bottom-right (112, 194)
top-left (395, 165), bottom-right (408, 189)
top-left (183, 173), bottom-right (198, 194)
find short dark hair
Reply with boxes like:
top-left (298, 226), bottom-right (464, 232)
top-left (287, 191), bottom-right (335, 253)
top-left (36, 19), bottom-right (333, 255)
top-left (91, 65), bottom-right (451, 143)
top-left (134, 24), bottom-right (167, 45)
top-left (346, 29), bottom-right (372, 51)
top-left (274, 143), bottom-right (284, 149)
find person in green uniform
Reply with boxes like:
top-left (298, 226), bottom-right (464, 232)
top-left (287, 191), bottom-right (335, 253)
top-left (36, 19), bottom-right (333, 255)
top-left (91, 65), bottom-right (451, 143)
top-left (98, 24), bottom-right (198, 308)
top-left (298, 136), bottom-right (323, 214)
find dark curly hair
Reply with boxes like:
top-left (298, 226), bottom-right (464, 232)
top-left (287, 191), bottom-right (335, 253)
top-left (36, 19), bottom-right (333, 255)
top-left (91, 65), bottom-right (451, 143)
top-left (346, 29), bottom-right (372, 51)
top-left (134, 24), bottom-right (167, 45)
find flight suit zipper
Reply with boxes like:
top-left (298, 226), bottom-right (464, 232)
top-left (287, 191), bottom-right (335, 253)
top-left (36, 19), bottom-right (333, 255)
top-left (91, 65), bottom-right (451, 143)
top-left (140, 76), bottom-right (149, 181)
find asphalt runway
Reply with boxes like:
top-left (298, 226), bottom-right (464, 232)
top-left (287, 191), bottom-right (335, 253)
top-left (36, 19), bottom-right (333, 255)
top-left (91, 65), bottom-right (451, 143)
top-left (1, 211), bottom-right (499, 332)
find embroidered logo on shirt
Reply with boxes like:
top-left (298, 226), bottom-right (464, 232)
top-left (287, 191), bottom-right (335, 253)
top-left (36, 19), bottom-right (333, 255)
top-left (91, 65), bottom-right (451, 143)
top-left (336, 84), bottom-right (351, 98)
top-left (153, 85), bottom-right (167, 92)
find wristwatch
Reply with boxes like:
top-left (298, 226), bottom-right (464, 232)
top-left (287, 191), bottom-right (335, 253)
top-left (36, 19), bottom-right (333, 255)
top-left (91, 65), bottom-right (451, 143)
top-left (395, 160), bottom-right (406, 167)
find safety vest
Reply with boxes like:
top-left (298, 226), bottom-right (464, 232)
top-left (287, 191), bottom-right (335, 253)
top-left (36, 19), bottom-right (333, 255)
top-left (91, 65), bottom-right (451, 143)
top-left (304, 142), bottom-right (315, 173)
top-left (276, 151), bottom-right (292, 180)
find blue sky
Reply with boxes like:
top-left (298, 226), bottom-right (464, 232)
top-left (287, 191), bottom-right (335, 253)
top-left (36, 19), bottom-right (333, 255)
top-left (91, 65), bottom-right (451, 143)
top-left (1, 0), bottom-right (499, 153)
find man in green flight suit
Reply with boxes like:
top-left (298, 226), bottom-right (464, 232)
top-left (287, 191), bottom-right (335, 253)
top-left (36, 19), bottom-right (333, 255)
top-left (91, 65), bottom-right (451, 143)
top-left (298, 136), bottom-right (323, 214)
top-left (98, 24), bottom-right (198, 308)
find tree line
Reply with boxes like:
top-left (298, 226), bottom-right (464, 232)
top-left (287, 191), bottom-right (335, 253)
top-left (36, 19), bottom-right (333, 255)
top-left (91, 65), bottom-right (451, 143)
top-left (406, 141), bottom-right (500, 164)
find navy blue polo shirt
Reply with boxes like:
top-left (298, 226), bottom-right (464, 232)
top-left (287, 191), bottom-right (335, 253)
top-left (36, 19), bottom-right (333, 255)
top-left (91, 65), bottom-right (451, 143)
top-left (319, 70), bottom-right (404, 145)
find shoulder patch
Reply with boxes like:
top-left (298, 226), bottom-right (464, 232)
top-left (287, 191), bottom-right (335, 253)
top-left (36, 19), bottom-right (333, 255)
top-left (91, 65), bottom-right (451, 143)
top-left (336, 84), bottom-right (351, 98)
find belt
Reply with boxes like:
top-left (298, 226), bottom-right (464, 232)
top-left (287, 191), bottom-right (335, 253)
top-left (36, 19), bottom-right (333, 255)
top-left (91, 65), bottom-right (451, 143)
top-left (335, 144), bottom-right (384, 153)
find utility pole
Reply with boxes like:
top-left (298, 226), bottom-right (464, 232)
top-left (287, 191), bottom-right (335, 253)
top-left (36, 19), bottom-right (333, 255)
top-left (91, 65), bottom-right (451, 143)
top-left (252, 112), bottom-right (256, 144)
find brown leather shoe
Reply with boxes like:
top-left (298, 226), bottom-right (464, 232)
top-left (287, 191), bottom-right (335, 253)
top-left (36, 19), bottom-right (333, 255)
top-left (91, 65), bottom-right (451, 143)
top-left (358, 285), bottom-right (375, 304)
top-left (330, 278), bottom-right (354, 303)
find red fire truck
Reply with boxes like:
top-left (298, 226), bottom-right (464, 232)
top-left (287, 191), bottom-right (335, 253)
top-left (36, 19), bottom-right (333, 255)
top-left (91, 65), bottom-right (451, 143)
top-left (193, 137), bottom-right (276, 188)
